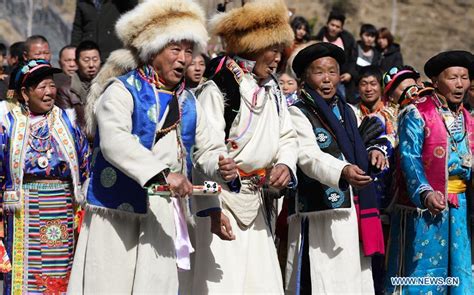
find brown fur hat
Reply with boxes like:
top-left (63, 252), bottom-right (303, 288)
top-left (210, 0), bottom-right (294, 55)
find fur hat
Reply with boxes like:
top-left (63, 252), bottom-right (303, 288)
top-left (85, 0), bottom-right (208, 137)
top-left (210, 0), bottom-right (294, 55)
top-left (115, 0), bottom-right (208, 63)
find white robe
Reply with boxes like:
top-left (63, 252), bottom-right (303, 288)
top-left (285, 106), bottom-right (374, 294)
top-left (68, 80), bottom-right (227, 294)
top-left (192, 74), bottom-right (297, 294)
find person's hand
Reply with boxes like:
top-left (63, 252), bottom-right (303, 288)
top-left (369, 150), bottom-right (387, 171)
top-left (341, 165), bottom-right (372, 189)
top-left (210, 211), bottom-right (235, 241)
top-left (424, 191), bottom-right (446, 216)
top-left (340, 73), bottom-right (352, 82)
top-left (218, 155), bottom-right (238, 181)
top-left (269, 164), bottom-right (291, 190)
top-left (166, 172), bottom-right (193, 198)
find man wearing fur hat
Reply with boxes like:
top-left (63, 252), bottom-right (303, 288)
top-left (68, 0), bottom-right (237, 293)
top-left (385, 51), bottom-right (474, 294)
top-left (286, 42), bottom-right (386, 294)
top-left (191, 1), bottom-right (297, 293)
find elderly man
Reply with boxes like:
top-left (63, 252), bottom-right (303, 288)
top-left (286, 42), bottom-right (385, 294)
top-left (68, 0), bottom-right (237, 293)
top-left (191, 1), bottom-right (297, 293)
top-left (385, 50), bottom-right (474, 294)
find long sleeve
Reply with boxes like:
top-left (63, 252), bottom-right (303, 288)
top-left (190, 101), bottom-right (229, 215)
top-left (289, 106), bottom-right (348, 189)
top-left (192, 101), bottom-right (227, 181)
top-left (96, 81), bottom-right (169, 187)
top-left (399, 105), bottom-right (432, 208)
top-left (275, 96), bottom-right (298, 180)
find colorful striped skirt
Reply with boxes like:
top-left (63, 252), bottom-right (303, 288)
top-left (3, 181), bottom-right (75, 295)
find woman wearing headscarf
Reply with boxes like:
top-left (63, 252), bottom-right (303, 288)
top-left (0, 59), bottom-right (89, 294)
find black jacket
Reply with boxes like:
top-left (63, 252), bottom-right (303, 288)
top-left (351, 41), bottom-right (382, 76)
top-left (71, 0), bottom-right (138, 60)
top-left (377, 43), bottom-right (403, 73)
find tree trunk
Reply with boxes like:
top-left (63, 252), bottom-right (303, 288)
top-left (391, 0), bottom-right (398, 35)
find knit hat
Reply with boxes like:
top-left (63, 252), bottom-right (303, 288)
top-left (210, 0), bottom-right (294, 55)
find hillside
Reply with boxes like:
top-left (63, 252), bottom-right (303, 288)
top-left (0, 0), bottom-right (473, 75)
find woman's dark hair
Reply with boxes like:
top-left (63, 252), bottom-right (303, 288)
top-left (360, 24), bottom-right (377, 37)
top-left (291, 16), bottom-right (311, 42)
top-left (357, 65), bottom-right (383, 86)
top-left (378, 27), bottom-right (394, 46)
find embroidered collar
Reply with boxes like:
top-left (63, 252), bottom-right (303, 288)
top-left (233, 56), bottom-right (256, 74)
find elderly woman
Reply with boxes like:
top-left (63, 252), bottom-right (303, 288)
top-left (0, 59), bottom-right (89, 294)
top-left (68, 0), bottom-right (236, 294)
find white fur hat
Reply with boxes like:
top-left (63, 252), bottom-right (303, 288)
top-left (115, 0), bottom-right (208, 62)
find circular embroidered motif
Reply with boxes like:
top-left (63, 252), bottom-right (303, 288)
top-left (39, 220), bottom-right (68, 248)
top-left (314, 128), bottom-right (331, 149)
top-left (147, 104), bottom-right (158, 123)
top-left (117, 203), bottom-right (135, 212)
top-left (433, 146), bottom-right (446, 159)
top-left (324, 188), bottom-right (345, 208)
top-left (100, 167), bottom-right (117, 188)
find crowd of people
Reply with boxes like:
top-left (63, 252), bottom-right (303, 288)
top-left (0, 0), bottom-right (473, 294)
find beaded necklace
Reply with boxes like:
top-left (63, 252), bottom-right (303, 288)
top-left (138, 65), bottom-right (182, 137)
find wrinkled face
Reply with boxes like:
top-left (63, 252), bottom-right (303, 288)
top-left (327, 19), bottom-right (343, 38)
top-left (361, 32), bottom-right (376, 47)
top-left (253, 45), bottom-right (282, 81)
top-left (305, 56), bottom-right (340, 100)
top-left (359, 75), bottom-right (382, 106)
top-left (78, 49), bottom-right (101, 81)
top-left (25, 42), bottom-right (51, 61)
top-left (59, 48), bottom-right (78, 76)
top-left (279, 73), bottom-right (298, 96)
top-left (377, 37), bottom-right (388, 50)
top-left (152, 41), bottom-right (194, 89)
top-left (388, 78), bottom-right (417, 103)
top-left (185, 55), bottom-right (206, 84)
top-left (434, 66), bottom-right (470, 105)
top-left (295, 25), bottom-right (307, 41)
top-left (22, 77), bottom-right (56, 114)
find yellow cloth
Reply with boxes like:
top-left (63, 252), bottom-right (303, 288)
top-left (447, 176), bottom-right (466, 194)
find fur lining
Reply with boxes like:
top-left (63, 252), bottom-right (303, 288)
top-left (85, 49), bottom-right (138, 137)
top-left (115, 0), bottom-right (208, 62)
top-left (210, 0), bottom-right (294, 54)
top-left (85, 204), bottom-right (147, 219)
